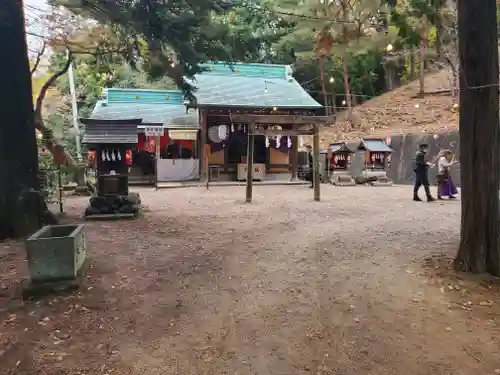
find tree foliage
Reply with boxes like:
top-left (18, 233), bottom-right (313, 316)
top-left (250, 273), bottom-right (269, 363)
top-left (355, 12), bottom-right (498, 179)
top-left (285, 50), bottom-right (386, 108)
top-left (51, 0), bottom-right (294, 96)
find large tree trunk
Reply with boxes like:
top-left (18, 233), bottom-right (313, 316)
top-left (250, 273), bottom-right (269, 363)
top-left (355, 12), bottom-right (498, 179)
top-left (409, 49), bottom-right (415, 81)
top-left (318, 56), bottom-right (328, 115)
top-left (418, 15), bottom-right (428, 97)
top-left (454, 0), bottom-right (500, 275)
top-left (342, 57), bottom-right (352, 116)
top-left (0, 0), bottom-right (46, 240)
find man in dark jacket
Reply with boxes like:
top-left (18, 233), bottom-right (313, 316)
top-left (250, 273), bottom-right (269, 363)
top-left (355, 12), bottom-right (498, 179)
top-left (413, 143), bottom-right (435, 202)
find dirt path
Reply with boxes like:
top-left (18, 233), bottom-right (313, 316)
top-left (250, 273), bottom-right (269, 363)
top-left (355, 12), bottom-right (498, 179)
top-left (1, 186), bottom-right (499, 375)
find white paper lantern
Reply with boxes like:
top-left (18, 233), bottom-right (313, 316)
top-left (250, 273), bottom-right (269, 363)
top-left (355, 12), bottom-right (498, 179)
top-left (265, 136), bottom-right (270, 148)
top-left (208, 126), bottom-right (221, 143)
top-left (218, 124), bottom-right (229, 140)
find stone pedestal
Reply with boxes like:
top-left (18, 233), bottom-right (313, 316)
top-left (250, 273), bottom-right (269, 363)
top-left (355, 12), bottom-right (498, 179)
top-left (84, 193), bottom-right (141, 219)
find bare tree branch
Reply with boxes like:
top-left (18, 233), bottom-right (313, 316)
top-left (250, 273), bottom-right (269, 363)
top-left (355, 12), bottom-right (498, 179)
top-left (34, 50), bottom-right (75, 166)
top-left (35, 50), bottom-right (72, 120)
top-left (30, 41), bottom-right (46, 75)
top-left (26, 31), bottom-right (47, 39)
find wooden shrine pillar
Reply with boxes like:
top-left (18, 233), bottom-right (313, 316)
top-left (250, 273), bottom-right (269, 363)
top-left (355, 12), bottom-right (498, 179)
top-left (313, 125), bottom-right (320, 201)
top-left (200, 109), bottom-right (208, 182)
top-left (154, 134), bottom-right (160, 189)
top-left (290, 135), bottom-right (298, 181)
top-left (228, 114), bottom-right (333, 203)
top-left (246, 123), bottom-right (255, 203)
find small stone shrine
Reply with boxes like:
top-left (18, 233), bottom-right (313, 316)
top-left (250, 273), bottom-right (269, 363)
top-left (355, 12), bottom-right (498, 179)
top-left (327, 142), bottom-right (356, 186)
top-left (80, 118), bottom-right (142, 219)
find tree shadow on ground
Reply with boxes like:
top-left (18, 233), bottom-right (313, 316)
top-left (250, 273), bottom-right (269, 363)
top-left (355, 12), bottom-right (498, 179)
top-left (421, 253), bottom-right (500, 318)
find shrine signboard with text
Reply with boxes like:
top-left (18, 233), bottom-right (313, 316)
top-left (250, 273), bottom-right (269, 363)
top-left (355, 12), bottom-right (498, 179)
top-left (144, 126), bottom-right (164, 137)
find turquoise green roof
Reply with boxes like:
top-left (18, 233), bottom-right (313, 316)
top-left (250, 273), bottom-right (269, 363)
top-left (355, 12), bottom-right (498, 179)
top-left (91, 88), bottom-right (198, 128)
top-left (89, 63), bottom-right (321, 122)
top-left (190, 62), bottom-right (322, 108)
top-left (103, 88), bottom-right (184, 104)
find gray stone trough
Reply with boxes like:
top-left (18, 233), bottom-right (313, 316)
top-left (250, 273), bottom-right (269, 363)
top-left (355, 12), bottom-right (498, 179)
top-left (25, 224), bottom-right (87, 284)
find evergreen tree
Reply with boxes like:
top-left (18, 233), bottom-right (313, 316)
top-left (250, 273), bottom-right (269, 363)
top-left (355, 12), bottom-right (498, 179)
top-left (275, 0), bottom-right (392, 115)
top-left (53, 0), bottom-right (293, 96)
top-left (454, 0), bottom-right (500, 275)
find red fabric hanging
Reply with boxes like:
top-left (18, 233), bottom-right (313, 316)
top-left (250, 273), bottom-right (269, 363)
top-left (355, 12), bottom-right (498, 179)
top-left (136, 134), bottom-right (148, 151)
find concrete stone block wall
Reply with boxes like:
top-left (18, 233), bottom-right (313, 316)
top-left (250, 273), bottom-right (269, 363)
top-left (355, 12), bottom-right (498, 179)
top-left (386, 131), bottom-right (460, 186)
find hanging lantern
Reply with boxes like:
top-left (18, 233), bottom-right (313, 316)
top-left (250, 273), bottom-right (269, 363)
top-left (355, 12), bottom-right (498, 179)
top-left (125, 150), bottom-right (132, 165)
top-left (287, 136), bottom-right (292, 148)
top-left (276, 135), bottom-right (281, 148)
top-left (87, 150), bottom-right (96, 161)
top-left (265, 136), bottom-right (270, 148)
top-left (299, 136), bottom-right (304, 148)
top-left (347, 155), bottom-right (352, 165)
top-left (208, 126), bottom-right (221, 143)
top-left (231, 124), bottom-right (234, 133)
top-left (87, 150), bottom-right (96, 168)
top-left (371, 153), bottom-right (375, 162)
top-left (218, 124), bottom-right (229, 140)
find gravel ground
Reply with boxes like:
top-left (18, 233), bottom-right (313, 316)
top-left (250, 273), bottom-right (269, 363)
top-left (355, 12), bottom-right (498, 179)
top-left (1, 185), bottom-right (500, 375)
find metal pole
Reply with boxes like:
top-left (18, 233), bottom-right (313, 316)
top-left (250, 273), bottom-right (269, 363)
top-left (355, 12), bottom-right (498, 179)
top-left (67, 50), bottom-right (82, 161)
